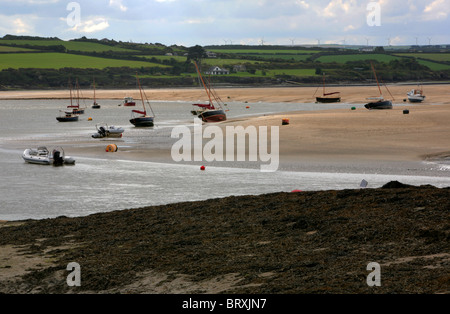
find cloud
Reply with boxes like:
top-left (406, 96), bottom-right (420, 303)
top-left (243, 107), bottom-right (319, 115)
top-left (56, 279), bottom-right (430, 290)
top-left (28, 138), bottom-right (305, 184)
top-left (423, 0), bottom-right (449, 20)
top-left (109, 0), bottom-right (128, 12)
top-left (13, 18), bottom-right (34, 34)
top-left (71, 17), bottom-right (110, 33)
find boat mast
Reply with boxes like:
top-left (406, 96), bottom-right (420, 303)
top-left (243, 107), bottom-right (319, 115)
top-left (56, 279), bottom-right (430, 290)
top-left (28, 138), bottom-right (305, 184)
top-left (194, 61), bottom-right (214, 107)
top-left (136, 73), bottom-right (146, 115)
top-left (370, 62), bottom-right (383, 97)
top-left (322, 73), bottom-right (325, 96)
top-left (69, 79), bottom-right (73, 108)
top-left (93, 77), bottom-right (96, 104)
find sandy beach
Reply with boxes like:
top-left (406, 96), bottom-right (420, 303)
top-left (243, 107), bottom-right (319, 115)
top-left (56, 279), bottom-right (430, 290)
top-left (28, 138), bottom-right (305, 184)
top-left (3, 84), bottom-right (449, 168)
top-left (0, 84), bottom-right (449, 295)
top-left (1, 84), bottom-right (450, 104)
top-left (6, 84), bottom-right (445, 174)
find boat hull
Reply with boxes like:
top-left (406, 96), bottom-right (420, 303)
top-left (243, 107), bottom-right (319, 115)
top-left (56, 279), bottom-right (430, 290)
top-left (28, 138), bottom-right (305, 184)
top-left (316, 97), bottom-right (341, 103)
top-left (198, 109), bottom-right (227, 122)
top-left (364, 100), bottom-right (393, 110)
top-left (130, 116), bottom-right (154, 127)
top-left (22, 148), bottom-right (75, 166)
top-left (57, 116), bottom-right (79, 122)
top-left (408, 96), bottom-right (425, 103)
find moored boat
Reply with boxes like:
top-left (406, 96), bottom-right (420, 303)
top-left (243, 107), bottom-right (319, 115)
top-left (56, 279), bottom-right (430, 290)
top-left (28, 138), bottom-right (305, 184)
top-left (91, 78), bottom-right (101, 109)
top-left (122, 97), bottom-right (136, 106)
top-left (22, 146), bottom-right (75, 166)
top-left (365, 62), bottom-right (393, 110)
top-left (407, 88), bottom-right (426, 103)
top-left (92, 124), bottom-right (124, 138)
top-left (57, 111), bottom-right (79, 122)
top-left (192, 61), bottom-right (227, 123)
top-left (129, 75), bottom-right (155, 127)
top-left (315, 73), bottom-right (341, 103)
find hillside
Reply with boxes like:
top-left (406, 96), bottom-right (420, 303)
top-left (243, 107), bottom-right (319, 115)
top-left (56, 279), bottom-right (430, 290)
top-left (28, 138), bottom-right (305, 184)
top-left (1, 35), bottom-right (450, 89)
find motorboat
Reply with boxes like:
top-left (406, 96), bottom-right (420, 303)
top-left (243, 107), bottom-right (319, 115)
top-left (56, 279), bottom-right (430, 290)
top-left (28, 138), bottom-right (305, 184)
top-left (92, 124), bottom-right (125, 138)
top-left (22, 147), bottom-right (75, 166)
top-left (122, 97), bottom-right (136, 106)
top-left (407, 89), bottom-right (426, 103)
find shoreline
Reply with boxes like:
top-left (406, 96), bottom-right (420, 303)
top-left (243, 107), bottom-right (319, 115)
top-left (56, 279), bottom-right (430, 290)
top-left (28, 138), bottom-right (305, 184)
top-left (1, 83), bottom-right (450, 104)
top-left (1, 85), bottom-right (450, 294)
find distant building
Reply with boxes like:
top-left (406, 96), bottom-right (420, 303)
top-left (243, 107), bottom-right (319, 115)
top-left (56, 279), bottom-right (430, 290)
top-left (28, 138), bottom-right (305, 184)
top-left (359, 47), bottom-right (375, 52)
top-left (233, 65), bottom-right (247, 72)
top-left (205, 66), bottom-right (229, 75)
top-left (206, 51), bottom-right (217, 58)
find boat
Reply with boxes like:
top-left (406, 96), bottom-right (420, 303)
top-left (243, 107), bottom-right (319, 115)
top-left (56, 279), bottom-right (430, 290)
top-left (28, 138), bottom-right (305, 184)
top-left (92, 123), bottom-right (124, 138)
top-left (91, 78), bottom-right (101, 109)
top-left (22, 146), bottom-right (75, 166)
top-left (192, 61), bottom-right (227, 123)
top-left (67, 79), bottom-right (86, 114)
top-left (122, 97), bottom-right (136, 106)
top-left (407, 86), bottom-right (426, 103)
top-left (129, 74), bottom-right (155, 127)
top-left (57, 110), bottom-right (79, 122)
top-left (364, 62), bottom-right (393, 110)
top-left (315, 73), bottom-right (341, 103)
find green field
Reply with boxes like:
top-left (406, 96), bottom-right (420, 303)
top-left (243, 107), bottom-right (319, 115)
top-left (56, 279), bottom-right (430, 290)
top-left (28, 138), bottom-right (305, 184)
top-left (209, 49), bottom-right (320, 55)
top-left (416, 60), bottom-right (450, 71)
top-left (0, 45), bottom-right (37, 52)
top-left (0, 53), bottom-right (166, 70)
top-left (0, 40), bottom-right (138, 53)
top-left (394, 53), bottom-right (450, 62)
top-left (316, 54), bottom-right (401, 63)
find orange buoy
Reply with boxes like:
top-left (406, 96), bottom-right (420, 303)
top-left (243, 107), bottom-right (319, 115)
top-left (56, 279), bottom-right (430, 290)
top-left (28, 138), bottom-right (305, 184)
top-left (106, 144), bottom-right (118, 152)
top-left (282, 118), bottom-right (290, 125)
top-left (246, 106), bottom-right (250, 109)
top-left (200, 165), bottom-right (205, 171)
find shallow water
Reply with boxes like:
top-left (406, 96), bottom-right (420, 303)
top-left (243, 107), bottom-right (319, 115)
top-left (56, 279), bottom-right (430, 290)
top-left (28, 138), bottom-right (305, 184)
top-left (0, 99), bottom-right (448, 221)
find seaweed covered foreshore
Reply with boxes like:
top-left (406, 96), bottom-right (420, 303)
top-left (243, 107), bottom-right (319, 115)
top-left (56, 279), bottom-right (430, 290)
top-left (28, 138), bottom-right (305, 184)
top-left (0, 181), bottom-right (449, 294)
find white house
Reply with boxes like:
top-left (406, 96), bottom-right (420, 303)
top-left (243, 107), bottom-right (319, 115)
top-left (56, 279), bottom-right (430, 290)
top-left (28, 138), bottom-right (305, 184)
top-left (205, 66), bottom-right (230, 75)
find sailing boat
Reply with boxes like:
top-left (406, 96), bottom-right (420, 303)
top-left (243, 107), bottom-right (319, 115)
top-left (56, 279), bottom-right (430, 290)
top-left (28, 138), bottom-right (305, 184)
top-left (364, 62), bottom-right (393, 110)
top-left (92, 78), bottom-right (100, 109)
top-left (315, 73), bottom-right (341, 103)
top-left (192, 61), bottom-right (227, 123)
top-left (67, 79), bottom-right (85, 114)
top-left (57, 79), bottom-right (79, 122)
top-left (407, 83), bottom-right (426, 103)
top-left (129, 74), bottom-right (155, 127)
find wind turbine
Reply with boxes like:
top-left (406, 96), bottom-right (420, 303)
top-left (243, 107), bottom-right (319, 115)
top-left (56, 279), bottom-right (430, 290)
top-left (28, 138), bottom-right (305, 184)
top-left (365, 37), bottom-right (370, 46)
top-left (427, 37), bottom-right (432, 46)
top-left (290, 38), bottom-right (296, 46)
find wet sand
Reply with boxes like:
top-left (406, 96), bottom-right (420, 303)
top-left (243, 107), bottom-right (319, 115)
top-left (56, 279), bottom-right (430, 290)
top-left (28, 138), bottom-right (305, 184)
top-left (0, 85), bottom-right (449, 295)
top-left (1, 83), bottom-right (450, 104)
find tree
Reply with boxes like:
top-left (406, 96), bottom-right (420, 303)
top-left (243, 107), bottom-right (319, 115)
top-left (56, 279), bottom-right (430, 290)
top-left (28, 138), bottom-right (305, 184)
top-left (186, 45), bottom-right (207, 65)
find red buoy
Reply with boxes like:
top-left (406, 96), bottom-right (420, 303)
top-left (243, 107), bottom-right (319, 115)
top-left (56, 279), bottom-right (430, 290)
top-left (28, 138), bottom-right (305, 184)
top-left (291, 189), bottom-right (302, 193)
top-left (200, 165), bottom-right (206, 171)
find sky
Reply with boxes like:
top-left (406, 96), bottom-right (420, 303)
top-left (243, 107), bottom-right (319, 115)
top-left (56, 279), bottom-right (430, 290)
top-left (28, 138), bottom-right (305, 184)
top-left (0, 0), bottom-right (449, 47)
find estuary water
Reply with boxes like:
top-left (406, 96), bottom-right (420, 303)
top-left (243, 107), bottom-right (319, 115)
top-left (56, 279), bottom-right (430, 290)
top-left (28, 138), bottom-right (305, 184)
top-left (0, 98), bottom-right (448, 221)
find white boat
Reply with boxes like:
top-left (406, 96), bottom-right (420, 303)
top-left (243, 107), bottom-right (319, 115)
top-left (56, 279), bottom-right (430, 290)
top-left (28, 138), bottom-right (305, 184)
top-left (407, 89), bottom-right (426, 103)
top-left (22, 147), bottom-right (75, 166)
top-left (92, 124), bottom-right (125, 138)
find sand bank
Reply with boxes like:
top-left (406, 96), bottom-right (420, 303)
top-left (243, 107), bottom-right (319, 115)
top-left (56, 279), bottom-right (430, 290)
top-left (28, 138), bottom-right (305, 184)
top-left (1, 84), bottom-right (449, 104)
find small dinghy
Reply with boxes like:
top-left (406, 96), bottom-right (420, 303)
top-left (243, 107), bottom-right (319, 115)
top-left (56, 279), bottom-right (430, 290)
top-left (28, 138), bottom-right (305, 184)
top-left (22, 147), bottom-right (75, 166)
top-left (92, 124), bottom-right (124, 138)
